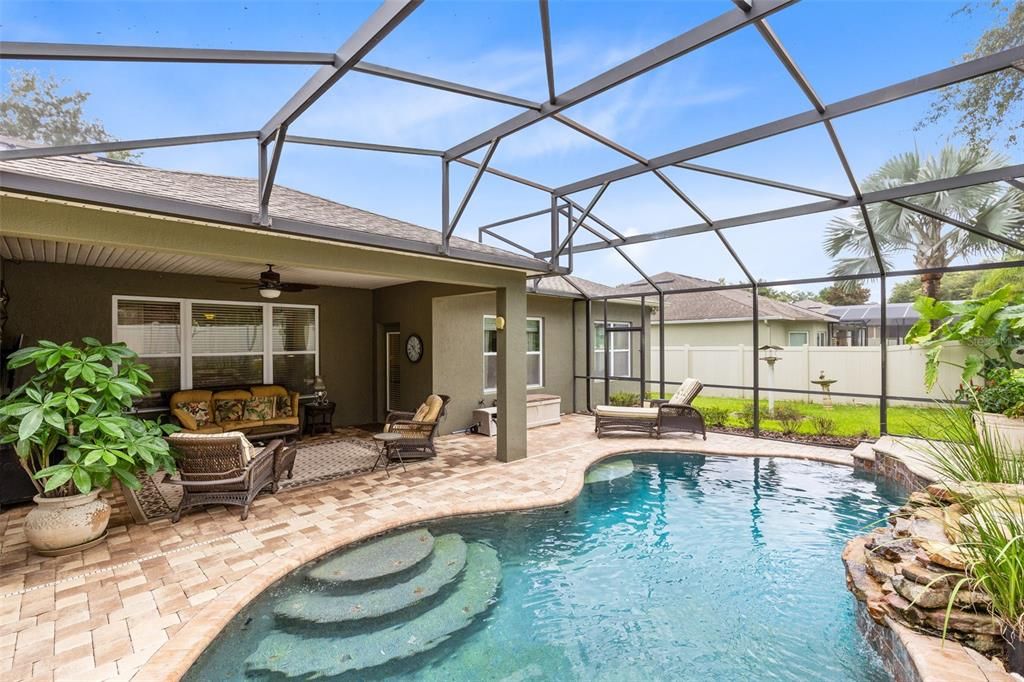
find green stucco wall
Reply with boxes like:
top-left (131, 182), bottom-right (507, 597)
top-left (2, 261), bottom-right (375, 426)
top-left (656, 319), bottom-right (831, 347)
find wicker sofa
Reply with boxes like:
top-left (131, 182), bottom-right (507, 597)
top-left (169, 385), bottom-right (300, 439)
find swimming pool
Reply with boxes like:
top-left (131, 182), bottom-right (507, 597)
top-left (186, 453), bottom-right (904, 681)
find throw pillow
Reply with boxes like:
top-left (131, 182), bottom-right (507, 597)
top-left (243, 396), bottom-right (276, 421)
top-left (214, 399), bottom-right (245, 423)
top-left (179, 400), bottom-right (211, 427)
top-left (276, 395), bottom-right (294, 418)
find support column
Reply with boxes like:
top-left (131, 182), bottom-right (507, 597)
top-left (496, 283), bottom-right (527, 462)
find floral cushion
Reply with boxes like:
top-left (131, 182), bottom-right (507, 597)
top-left (179, 401), bottom-right (212, 427)
top-left (243, 396), bottom-right (276, 421)
top-left (276, 395), bottom-right (294, 418)
top-left (214, 399), bottom-right (245, 423)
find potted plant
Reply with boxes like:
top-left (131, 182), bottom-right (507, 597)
top-left (906, 286), bottom-right (1024, 448)
top-left (0, 338), bottom-right (177, 555)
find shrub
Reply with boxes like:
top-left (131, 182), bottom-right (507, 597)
top-left (701, 406), bottom-right (730, 428)
top-left (609, 392), bottom-right (641, 407)
top-left (809, 414), bottom-right (837, 437)
top-left (734, 403), bottom-right (756, 429)
top-left (772, 405), bottom-right (805, 435)
top-left (915, 405), bottom-right (1024, 484)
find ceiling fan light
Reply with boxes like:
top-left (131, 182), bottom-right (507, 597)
top-left (259, 287), bottom-right (282, 299)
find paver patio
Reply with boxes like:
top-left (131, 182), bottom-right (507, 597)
top-left (0, 417), bottom-right (934, 680)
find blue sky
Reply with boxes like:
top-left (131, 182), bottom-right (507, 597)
top-left (2, 0), bottom-right (1021, 295)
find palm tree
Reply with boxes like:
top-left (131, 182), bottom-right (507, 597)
top-left (824, 146), bottom-right (1023, 300)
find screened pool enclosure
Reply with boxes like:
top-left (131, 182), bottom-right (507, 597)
top-left (1, 0), bottom-right (1022, 437)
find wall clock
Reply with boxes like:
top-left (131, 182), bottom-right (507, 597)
top-left (406, 333), bottom-right (424, 363)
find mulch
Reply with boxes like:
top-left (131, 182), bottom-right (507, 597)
top-left (707, 426), bottom-right (872, 449)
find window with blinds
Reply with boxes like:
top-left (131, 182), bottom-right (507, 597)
top-left (113, 297), bottom-right (319, 398)
top-left (594, 321), bottom-right (631, 377)
top-left (483, 315), bottom-right (543, 392)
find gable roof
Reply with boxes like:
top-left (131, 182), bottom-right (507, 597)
top-left (0, 137), bottom-right (550, 272)
top-left (622, 272), bottom-right (834, 322)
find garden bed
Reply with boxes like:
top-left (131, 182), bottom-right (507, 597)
top-left (707, 425), bottom-right (865, 449)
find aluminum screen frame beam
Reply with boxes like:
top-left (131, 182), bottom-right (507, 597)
top-left (287, 135), bottom-right (443, 157)
top-left (0, 41), bottom-right (337, 64)
top-left (537, 163), bottom-right (1024, 258)
top-left (259, 0), bottom-right (422, 141)
top-left (556, 44), bottom-right (1024, 195)
top-left (674, 161), bottom-right (844, 200)
top-left (352, 62), bottom-right (540, 109)
top-left (538, 0), bottom-right (557, 105)
top-left (0, 131), bottom-right (257, 161)
top-left (445, 0), bottom-right (796, 160)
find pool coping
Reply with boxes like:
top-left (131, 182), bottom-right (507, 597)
top-left (139, 438), bottom-right (854, 680)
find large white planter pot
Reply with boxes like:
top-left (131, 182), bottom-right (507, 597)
top-left (24, 491), bottom-right (111, 556)
top-left (974, 412), bottom-right (1024, 453)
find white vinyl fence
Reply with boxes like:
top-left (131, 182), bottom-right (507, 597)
top-left (650, 343), bottom-right (969, 406)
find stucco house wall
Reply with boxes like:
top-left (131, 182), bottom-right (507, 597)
top-left (656, 318), bottom-right (831, 347)
top-left (2, 261), bottom-right (376, 426)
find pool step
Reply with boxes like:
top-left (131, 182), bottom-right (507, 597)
top-left (584, 459), bottom-right (635, 484)
top-left (306, 528), bottom-right (434, 584)
top-left (273, 534), bottom-right (468, 624)
top-left (246, 542), bottom-right (501, 677)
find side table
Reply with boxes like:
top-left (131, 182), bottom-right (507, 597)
top-left (372, 432), bottom-right (405, 477)
top-left (303, 401), bottom-right (336, 437)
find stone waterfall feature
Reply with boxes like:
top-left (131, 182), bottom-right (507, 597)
top-left (843, 484), bottom-right (1010, 658)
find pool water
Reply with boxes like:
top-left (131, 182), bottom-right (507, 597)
top-left (187, 453), bottom-right (904, 681)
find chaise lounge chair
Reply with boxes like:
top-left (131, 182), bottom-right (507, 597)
top-left (384, 394), bottom-right (451, 460)
top-left (594, 378), bottom-right (705, 439)
top-left (165, 431), bottom-right (296, 521)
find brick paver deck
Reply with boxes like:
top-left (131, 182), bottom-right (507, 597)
top-left (0, 417), bottom-right (869, 680)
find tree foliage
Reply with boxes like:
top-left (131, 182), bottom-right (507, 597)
top-left (818, 282), bottom-right (870, 305)
top-left (0, 69), bottom-right (138, 162)
top-left (919, 1), bottom-right (1024, 149)
top-left (825, 146), bottom-right (1023, 299)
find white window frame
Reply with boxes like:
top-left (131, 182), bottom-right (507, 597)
top-left (483, 315), bottom-right (544, 393)
top-left (594, 321), bottom-right (632, 377)
top-left (788, 331), bottom-right (809, 347)
top-left (112, 295), bottom-right (320, 394)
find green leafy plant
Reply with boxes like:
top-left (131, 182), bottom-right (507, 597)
top-left (914, 404), bottom-right (1024, 485)
top-left (772, 405), bottom-right (804, 435)
top-left (809, 414), bottom-right (837, 437)
top-left (609, 391), bottom-right (641, 407)
top-left (947, 494), bottom-right (1024, 648)
top-left (0, 338), bottom-right (178, 497)
top-left (906, 286), bottom-right (1024, 391)
top-left (735, 403), bottom-right (756, 430)
top-left (701, 406), bottom-right (730, 428)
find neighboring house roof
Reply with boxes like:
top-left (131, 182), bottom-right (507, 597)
top-left (531, 275), bottom-right (623, 299)
top-left (0, 137), bottom-right (547, 271)
top-left (622, 272), bottom-right (834, 323)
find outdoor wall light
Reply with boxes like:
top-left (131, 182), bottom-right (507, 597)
top-left (259, 287), bottom-right (282, 299)
top-left (495, 316), bottom-right (506, 331)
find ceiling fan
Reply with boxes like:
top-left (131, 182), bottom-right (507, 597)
top-left (225, 264), bottom-right (319, 299)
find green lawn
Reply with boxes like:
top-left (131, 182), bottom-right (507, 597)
top-left (681, 396), bottom-right (948, 440)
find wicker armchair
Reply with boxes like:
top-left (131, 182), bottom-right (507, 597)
top-left (384, 394), bottom-right (451, 460)
top-left (166, 432), bottom-right (290, 522)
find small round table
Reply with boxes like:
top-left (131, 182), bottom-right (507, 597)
top-left (372, 432), bottom-right (405, 477)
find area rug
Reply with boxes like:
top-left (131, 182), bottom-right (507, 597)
top-left (123, 437), bottom-right (383, 523)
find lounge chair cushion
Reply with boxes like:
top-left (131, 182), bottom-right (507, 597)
top-left (668, 378), bottom-right (703, 406)
top-left (168, 430), bottom-right (256, 464)
top-left (594, 405), bottom-right (659, 420)
top-left (421, 394), bottom-right (444, 423)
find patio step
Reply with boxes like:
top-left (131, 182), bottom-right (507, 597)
top-left (584, 458), bottom-right (635, 484)
top-left (245, 542), bottom-right (501, 677)
top-left (306, 528), bottom-right (434, 585)
top-left (273, 533), bottom-right (468, 624)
